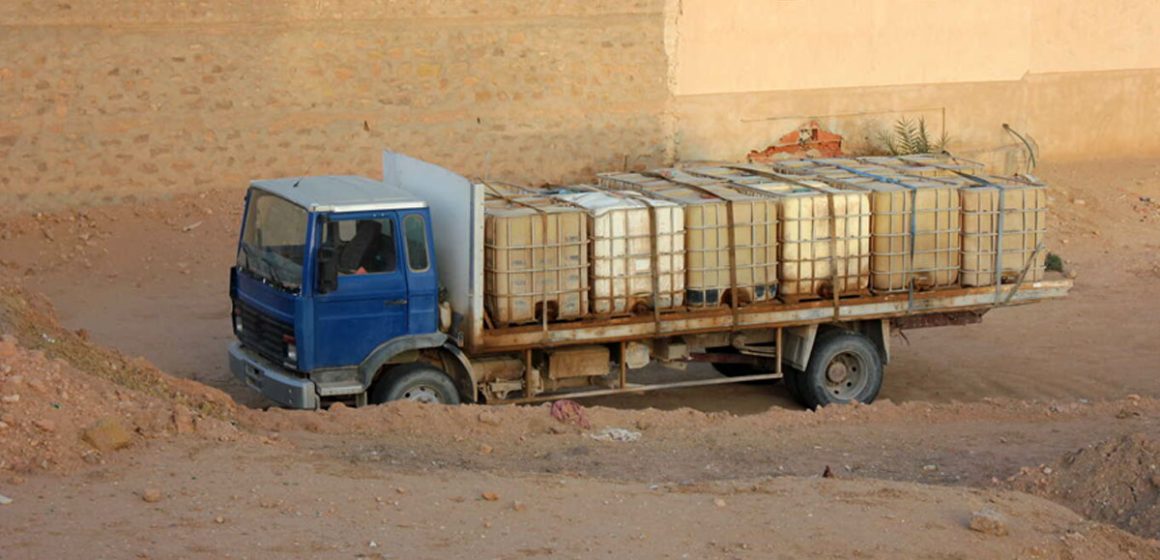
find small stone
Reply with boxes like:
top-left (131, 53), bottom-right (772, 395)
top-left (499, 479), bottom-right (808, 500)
top-left (479, 444), bottom-right (493, 455)
top-left (0, 494), bottom-right (12, 505)
top-left (1074, 199), bottom-right (1086, 206)
top-left (969, 507), bottom-right (1009, 536)
top-left (481, 492), bottom-right (500, 502)
top-left (173, 407), bottom-right (194, 435)
top-left (1042, 467), bottom-right (1053, 475)
top-left (713, 498), bottom-right (727, 508)
top-left (33, 419), bottom-right (55, 433)
top-left (141, 488), bottom-right (163, 503)
top-left (512, 501), bottom-right (527, 512)
top-left (1, 394), bottom-right (19, 403)
top-left (369, 541), bottom-right (378, 548)
top-left (82, 417), bottom-right (133, 452)
top-left (1150, 475), bottom-right (1160, 488)
top-left (477, 411), bottom-right (501, 426)
top-left (922, 464), bottom-right (938, 472)
top-left (214, 516), bottom-right (225, 524)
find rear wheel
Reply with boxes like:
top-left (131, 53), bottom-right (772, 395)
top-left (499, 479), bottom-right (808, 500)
top-left (370, 363), bottom-right (461, 405)
top-left (790, 330), bottom-right (883, 409)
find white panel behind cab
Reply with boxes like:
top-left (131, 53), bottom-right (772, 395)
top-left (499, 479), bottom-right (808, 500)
top-left (383, 152), bottom-right (482, 347)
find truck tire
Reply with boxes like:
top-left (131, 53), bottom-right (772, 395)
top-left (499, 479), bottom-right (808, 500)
top-left (370, 363), bottom-right (461, 405)
top-left (791, 329), bottom-right (883, 409)
top-left (783, 366), bottom-right (805, 403)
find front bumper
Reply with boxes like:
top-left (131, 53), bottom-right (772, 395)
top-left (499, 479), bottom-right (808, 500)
top-left (229, 341), bottom-right (318, 409)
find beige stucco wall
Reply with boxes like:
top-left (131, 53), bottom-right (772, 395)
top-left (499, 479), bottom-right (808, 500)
top-left (672, 0), bottom-right (1160, 163)
top-left (1, 1), bottom-right (1157, 211)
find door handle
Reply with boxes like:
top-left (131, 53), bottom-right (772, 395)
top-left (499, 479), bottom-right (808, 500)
top-left (384, 299), bottom-right (408, 306)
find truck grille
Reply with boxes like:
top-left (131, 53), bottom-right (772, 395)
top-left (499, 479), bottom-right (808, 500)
top-left (234, 300), bottom-right (294, 366)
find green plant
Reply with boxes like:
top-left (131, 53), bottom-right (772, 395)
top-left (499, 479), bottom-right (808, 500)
top-left (1045, 252), bottom-right (1064, 273)
top-left (881, 116), bottom-right (950, 155)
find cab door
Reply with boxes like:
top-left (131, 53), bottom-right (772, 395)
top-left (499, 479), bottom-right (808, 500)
top-left (312, 212), bottom-right (409, 368)
top-left (399, 210), bottom-right (439, 334)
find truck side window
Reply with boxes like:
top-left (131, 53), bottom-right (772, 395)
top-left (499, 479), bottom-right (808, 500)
top-left (323, 218), bottom-right (398, 275)
top-left (403, 214), bottom-right (430, 272)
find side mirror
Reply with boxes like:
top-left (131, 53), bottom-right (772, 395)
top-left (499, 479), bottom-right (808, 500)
top-left (318, 246), bottom-right (338, 294)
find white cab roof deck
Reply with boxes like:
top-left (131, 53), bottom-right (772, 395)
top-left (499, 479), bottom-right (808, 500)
top-left (250, 176), bottom-right (426, 213)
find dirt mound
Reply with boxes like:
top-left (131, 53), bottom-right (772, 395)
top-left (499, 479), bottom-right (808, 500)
top-left (0, 284), bottom-right (234, 418)
top-left (1013, 432), bottom-right (1160, 540)
top-left (0, 284), bottom-right (242, 473)
top-left (0, 334), bottom-right (235, 473)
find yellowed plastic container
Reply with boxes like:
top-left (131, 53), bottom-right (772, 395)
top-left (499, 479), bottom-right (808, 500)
top-left (550, 187), bottom-right (685, 314)
top-left (960, 176), bottom-right (1047, 287)
top-left (598, 170), bottom-right (778, 307)
top-left (856, 155), bottom-right (984, 178)
top-left (690, 165), bottom-right (871, 300)
top-left (482, 185), bottom-right (588, 325)
top-left (783, 161), bottom-right (962, 292)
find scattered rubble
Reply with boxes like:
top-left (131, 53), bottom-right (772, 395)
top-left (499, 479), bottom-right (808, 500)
top-left (1012, 433), bottom-right (1160, 540)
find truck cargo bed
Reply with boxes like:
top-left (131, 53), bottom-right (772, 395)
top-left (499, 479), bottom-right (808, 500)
top-left (474, 278), bottom-right (1072, 353)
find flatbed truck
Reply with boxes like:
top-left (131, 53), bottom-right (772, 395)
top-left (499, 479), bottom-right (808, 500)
top-left (228, 152), bottom-right (1071, 409)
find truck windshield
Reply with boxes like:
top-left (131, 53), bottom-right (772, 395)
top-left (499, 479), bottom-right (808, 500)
top-left (237, 190), bottom-right (308, 294)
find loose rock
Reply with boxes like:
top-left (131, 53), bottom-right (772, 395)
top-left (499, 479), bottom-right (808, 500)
top-left (173, 407), bottom-right (194, 435)
top-left (142, 488), bottom-right (163, 503)
top-left (82, 417), bottom-right (133, 452)
top-left (477, 410), bottom-right (501, 426)
top-left (969, 507), bottom-right (1009, 536)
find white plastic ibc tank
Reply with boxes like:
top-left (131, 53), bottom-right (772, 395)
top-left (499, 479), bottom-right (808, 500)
top-left (552, 188), bottom-right (685, 315)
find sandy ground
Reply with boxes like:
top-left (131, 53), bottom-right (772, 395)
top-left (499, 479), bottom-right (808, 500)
top-left (4, 437), bottom-right (1155, 560)
top-left (0, 158), bottom-right (1159, 558)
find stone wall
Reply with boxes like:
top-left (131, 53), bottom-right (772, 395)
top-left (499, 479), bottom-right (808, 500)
top-left (0, 1), bottom-right (670, 210)
top-left (2, 0), bottom-right (1158, 212)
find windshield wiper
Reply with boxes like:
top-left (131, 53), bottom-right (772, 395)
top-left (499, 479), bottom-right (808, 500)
top-left (260, 247), bottom-right (302, 294)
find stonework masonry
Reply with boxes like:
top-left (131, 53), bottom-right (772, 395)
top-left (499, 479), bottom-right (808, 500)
top-left (1, 1), bottom-right (670, 210)
top-left (2, 1), bottom-right (1158, 212)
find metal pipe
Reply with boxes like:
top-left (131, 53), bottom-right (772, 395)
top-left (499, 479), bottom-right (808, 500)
top-left (523, 348), bottom-right (536, 398)
top-left (775, 327), bottom-right (783, 377)
top-left (618, 341), bottom-right (627, 389)
top-left (493, 372), bottom-right (784, 405)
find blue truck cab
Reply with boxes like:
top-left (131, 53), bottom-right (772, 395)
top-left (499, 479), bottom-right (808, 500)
top-left (228, 176), bottom-right (462, 409)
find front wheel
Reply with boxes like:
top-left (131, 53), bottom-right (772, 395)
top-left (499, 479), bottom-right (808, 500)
top-left (788, 329), bottom-right (883, 409)
top-left (370, 363), bottom-right (461, 405)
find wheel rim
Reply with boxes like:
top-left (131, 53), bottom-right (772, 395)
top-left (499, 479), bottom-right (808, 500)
top-left (822, 351), bottom-right (868, 400)
top-left (401, 384), bottom-right (442, 404)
